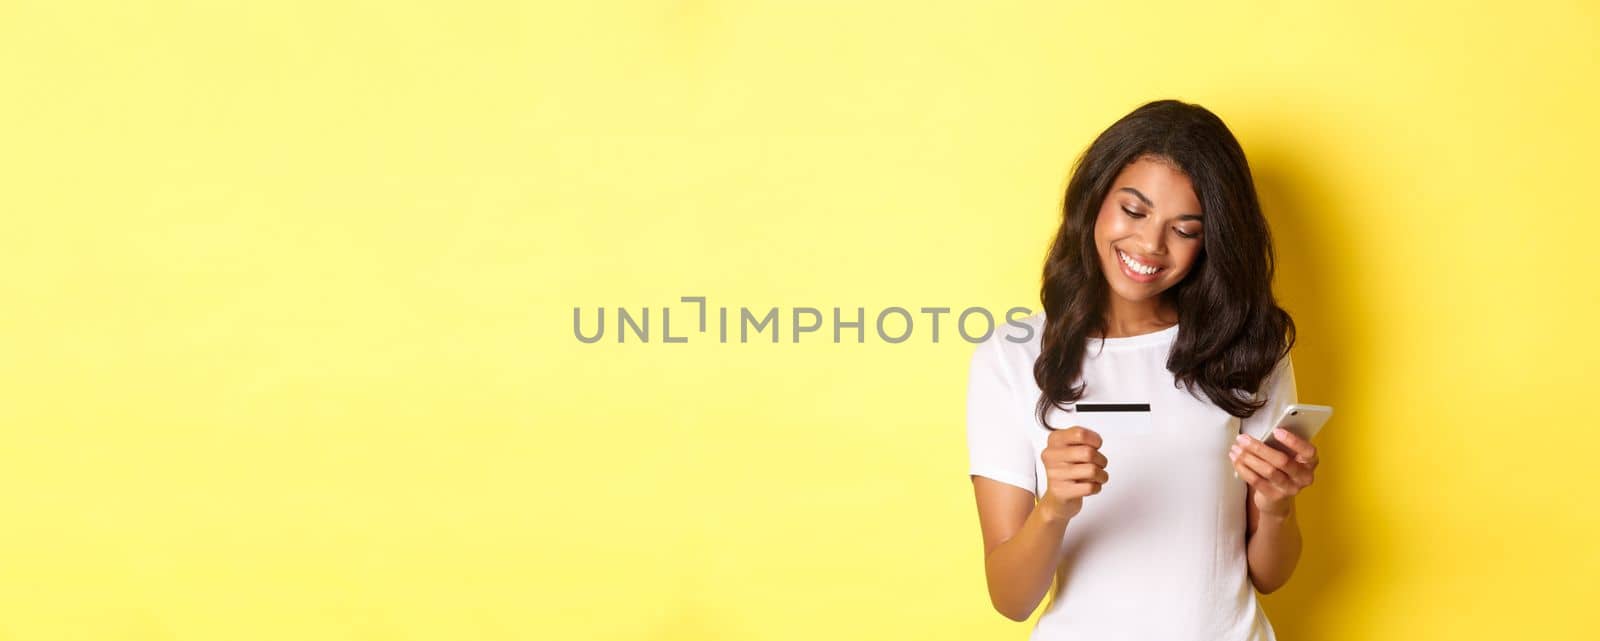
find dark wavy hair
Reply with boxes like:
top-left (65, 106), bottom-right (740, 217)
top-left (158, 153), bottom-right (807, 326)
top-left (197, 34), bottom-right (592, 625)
top-left (1034, 99), bottom-right (1295, 427)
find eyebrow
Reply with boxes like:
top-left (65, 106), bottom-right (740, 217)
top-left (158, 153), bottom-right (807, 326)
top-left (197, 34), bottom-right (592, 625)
top-left (1118, 187), bottom-right (1203, 221)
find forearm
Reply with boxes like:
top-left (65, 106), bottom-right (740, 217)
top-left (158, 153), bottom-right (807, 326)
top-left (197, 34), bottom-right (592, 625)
top-left (1245, 505), bottom-right (1302, 594)
top-left (984, 500), bottom-right (1072, 621)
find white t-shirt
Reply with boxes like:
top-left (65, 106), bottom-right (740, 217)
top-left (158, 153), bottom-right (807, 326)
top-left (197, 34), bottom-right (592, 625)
top-left (965, 311), bottom-right (1295, 641)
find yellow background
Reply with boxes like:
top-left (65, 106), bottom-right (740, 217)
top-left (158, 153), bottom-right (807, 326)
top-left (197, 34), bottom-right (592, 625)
top-left (2, 1), bottom-right (1596, 639)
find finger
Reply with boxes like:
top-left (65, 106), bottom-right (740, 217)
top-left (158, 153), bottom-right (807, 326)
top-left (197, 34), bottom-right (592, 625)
top-left (1042, 445), bottom-right (1102, 470)
top-left (1233, 456), bottom-right (1292, 501)
top-left (1049, 481), bottom-right (1087, 500)
top-left (1063, 426), bottom-right (1103, 449)
top-left (1289, 459), bottom-right (1315, 487)
top-left (1234, 457), bottom-right (1267, 488)
top-left (1238, 439), bottom-right (1314, 487)
top-left (1066, 462), bottom-right (1108, 484)
top-left (1236, 434), bottom-right (1291, 469)
top-left (1064, 444), bottom-right (1105, 466)
top-left (1273, 458), bottom-right (1314, 488)
top-left (1074, 445), bottom-right (1108, 468)
top-left (1233, 448), bottom-right (1295, 491)
top-left (1056, 441), bottom-right (1107, 466)
top-left (1046, 464), bottom-right (1083, 483)
top-left (1040, 444), bottom-right (1067, 464)
top-left (1269, 428), bottom-right (1318, 464)
top-left (1052, 479), bottom-right (1101, 499)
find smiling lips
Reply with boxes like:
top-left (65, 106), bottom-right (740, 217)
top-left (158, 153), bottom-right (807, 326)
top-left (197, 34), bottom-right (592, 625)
top-left (1116, 248), bottom-right (1165, 281)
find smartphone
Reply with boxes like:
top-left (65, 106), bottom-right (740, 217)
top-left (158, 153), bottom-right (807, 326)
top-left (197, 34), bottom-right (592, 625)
top-left (1262, 403), bottom-right (1333, 451)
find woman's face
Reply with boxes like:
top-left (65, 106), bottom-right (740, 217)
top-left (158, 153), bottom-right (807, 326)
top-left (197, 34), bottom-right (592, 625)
top-left (1093, 155), bottom-right (1205, 304)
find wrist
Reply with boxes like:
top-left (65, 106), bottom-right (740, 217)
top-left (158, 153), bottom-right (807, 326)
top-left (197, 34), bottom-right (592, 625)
top-left (1037, 498), bottom-right (1074, 526)
top-left (1259, 500), bottom-right (1295, 523)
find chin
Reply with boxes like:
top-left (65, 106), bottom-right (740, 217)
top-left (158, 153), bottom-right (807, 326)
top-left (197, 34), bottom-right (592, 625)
top-left (1111, 283), bottom-right (1166, 302)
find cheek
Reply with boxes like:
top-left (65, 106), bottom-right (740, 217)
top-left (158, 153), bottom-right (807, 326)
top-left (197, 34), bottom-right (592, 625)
top-left (1093, 209), bottom-right (1128, 242)
top-left (1170, 245), bottom-right (1203, 274)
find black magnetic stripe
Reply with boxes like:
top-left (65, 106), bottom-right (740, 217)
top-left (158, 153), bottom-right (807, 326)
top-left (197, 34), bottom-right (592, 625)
top-left (1074, 403), bottom-right (1151, 412)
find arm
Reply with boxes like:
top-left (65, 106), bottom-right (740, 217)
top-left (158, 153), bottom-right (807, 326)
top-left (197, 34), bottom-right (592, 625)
top-left (970, 426), bottom-right (1108, 621)
top-left (1243, 489), bottom-right (1302, 593)
top-left (970, 477), bottom-right (1072, 621)
top-left (1230, 428), bottom-right (1320, 594)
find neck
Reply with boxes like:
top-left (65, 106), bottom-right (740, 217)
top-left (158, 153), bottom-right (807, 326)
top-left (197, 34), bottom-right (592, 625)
top-left (1100, 295), bottom-right (1178, 338)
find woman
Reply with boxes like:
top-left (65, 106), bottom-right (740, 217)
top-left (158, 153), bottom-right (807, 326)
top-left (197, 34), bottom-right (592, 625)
top-left (965, 99), bottom-right (1319, 640)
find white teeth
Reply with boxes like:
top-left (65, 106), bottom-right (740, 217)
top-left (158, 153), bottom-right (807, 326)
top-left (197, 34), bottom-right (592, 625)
top-left (1119, 250), bottom-right (1160, 275)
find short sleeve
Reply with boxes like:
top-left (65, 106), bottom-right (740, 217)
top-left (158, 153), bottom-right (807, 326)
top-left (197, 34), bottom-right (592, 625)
top-left (965, 336), bottom-right (1038, 496)
top-left (1240, 353), bottom-right (1299, 441)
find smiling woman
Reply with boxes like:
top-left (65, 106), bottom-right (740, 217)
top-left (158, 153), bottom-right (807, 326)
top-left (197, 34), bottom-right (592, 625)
top-left (965, 99), bottom-right (1313, 640)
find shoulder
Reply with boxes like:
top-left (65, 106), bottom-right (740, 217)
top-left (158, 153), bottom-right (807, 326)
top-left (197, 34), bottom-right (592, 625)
top-left (969, 310), bottom-right (1044, 373)
top-left (1266, 351), bottom-right (1296, 386)
top-left (1240, 351), bottom-right (1299, 437)
top-left (996, 310), bottom-right (1045, 352)
top-left (1245, 351), bottom-right (1296, 406)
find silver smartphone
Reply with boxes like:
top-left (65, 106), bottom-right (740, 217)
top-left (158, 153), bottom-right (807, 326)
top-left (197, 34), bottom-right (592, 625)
top-left (1262, 403), bottom-right (1333, 451)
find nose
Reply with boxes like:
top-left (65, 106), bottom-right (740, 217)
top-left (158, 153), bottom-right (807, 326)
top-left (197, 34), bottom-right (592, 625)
top-left (1135, 217), bottom-right (1166, 255)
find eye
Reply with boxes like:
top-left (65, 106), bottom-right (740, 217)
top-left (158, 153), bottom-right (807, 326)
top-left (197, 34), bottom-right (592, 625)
top-left (1120, 206), bottom-right (1145, 219)
top-left (1176, 228), bottom-right (1200, 239)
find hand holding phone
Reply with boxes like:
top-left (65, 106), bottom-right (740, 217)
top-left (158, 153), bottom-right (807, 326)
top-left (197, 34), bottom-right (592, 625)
top-left (1230, 403), bottom-right (1332, 509)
